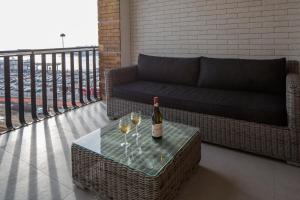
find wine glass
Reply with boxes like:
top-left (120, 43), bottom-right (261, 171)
top-left (119, 117), bottom-right (131, 147)
top-left (131, 111), bottom-right (141, 137)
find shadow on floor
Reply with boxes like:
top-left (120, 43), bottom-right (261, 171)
top-left (177, 166), bottom-right (236, 200)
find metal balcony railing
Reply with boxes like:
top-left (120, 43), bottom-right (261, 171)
top-left (0, 46), bottom-right (100, 133)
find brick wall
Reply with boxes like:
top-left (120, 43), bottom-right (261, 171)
top-left (130, 0), bottom-right (300, 64)
top-left (98, 0), bottom-right (121, 98)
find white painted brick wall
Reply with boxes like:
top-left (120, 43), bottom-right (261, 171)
top-left (130, 0), bottom-right (300, 64)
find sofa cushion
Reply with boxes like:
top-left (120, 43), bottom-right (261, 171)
top-left (198, 57), bottom-right (286, 95)
top-left (137, 54), bottom-right (200, 85)
top-left (113, 81), bottom-right (287, 126)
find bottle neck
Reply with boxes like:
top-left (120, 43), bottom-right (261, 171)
top-left (154, 103), bottom-right (159, 111)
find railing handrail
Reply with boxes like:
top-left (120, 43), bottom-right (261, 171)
top-left (0, 46), bottom-right (99, 57)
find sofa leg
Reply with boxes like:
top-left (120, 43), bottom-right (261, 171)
top-left (287, 161), bottom-right (300, 167)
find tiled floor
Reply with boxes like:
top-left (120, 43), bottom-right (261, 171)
top-left (0, 102), bottom-right (299, 200)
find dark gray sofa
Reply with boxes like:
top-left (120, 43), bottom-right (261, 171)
top-left (105, 54), bottom-right (300, 165)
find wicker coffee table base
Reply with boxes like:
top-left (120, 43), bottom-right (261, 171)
top-left (72, 133), bottom-right (201, 200)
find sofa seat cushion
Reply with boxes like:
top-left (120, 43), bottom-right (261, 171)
top-left (138, 54), bottom-right (200, 86)
top-left (113, 81), bottom-right (287, 126)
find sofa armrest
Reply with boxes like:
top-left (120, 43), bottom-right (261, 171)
top-left (105, 65), bottom-right (138, 99)
top-left (287, 73), bottom-right (300, 127)
top-left (286, 73), bottom-right (300, 162)
top-left (287, 73), bottom-right (300, 139)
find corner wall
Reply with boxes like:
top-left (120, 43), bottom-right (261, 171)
top-left (98, 0), bottom-right (133, 97)
top-left (120, 0), bottom-right (132, 67)
top-left (98, 0), bottom-right (121, 97)
top-left (130, 0), bottom-right (300, 64)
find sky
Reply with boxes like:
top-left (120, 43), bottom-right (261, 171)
top-left (0, 0), bottom-right (98, 51)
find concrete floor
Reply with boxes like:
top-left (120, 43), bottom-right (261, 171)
top-left (0, 102), bottom-right (299, 200)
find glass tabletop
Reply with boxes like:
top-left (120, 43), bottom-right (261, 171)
top-left (73, 114), bottom-right (200, 177)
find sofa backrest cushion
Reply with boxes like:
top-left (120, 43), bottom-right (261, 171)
top-left (137, 54), bottom-right (200, 85)
top-left (198, 57), bottom-right (286, 95)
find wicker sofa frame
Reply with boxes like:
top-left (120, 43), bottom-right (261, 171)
top-left (105, 62), bottom-right (300, 165)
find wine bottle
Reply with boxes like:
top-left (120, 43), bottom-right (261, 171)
top-left (152, 96), bottom-right (163, 139)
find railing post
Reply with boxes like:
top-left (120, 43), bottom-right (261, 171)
top-left (70, 52), bottom-right (77, 107)
top-left (92, 48), bottom-right (98, 99)
top-left (41, 54), bottom-right (49, 117)
top-left (61, 52), bottom-right (68, 110)
top-left (78, 51), bottom-right (84, 104)
top-left (4, 56), bottom-right (13, 129)
top-left (86, 51), bottom-right (91, 102)
top-left (52, 53), bottom-right (59, 113)
top-left (98, 49), bottom-right (101, 99)
top-left (17, 55), bottom-right (26, 124)
top-left (30, 53), bottom-right (38, 120)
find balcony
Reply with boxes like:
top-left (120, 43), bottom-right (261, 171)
top-left (1, 0), bottom-right (300, 199)
top-left (0, 45), bottom-right (299, 199)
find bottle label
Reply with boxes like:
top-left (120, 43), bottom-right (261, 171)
top-left (152, 123), bottom-right (163, 137)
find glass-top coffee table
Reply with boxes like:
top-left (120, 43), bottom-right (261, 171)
top-left (72, 114), bottom-right (201, 200)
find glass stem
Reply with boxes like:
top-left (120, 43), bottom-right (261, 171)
top-left (136, 125), bottom-right (138, 135)
top-left (125, 134), bottom-right (128, 156)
